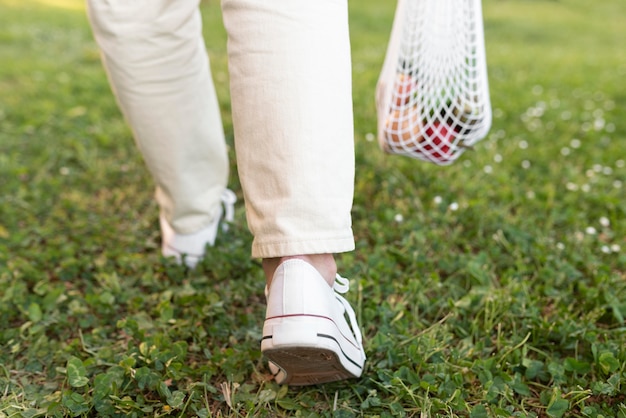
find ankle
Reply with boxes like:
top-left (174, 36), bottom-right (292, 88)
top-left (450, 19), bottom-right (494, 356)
top-left (263, 254), bottom-right (337, 288)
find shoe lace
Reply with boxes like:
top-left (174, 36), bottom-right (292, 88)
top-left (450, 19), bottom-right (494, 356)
top-left (220, 189), bottom-right (237, 231)
top-left (333, 274), bottom-right (363, 347)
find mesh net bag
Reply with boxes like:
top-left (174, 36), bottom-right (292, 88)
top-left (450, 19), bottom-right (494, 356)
top-left (376, 0), bottom-right (492, 165)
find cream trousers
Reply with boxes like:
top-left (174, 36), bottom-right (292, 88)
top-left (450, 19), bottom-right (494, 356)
top-left (86, 0), bottom-right (356, 258)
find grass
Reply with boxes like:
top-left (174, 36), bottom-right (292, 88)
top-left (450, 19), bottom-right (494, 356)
top-left (0, 0), bottom-right (625, 416)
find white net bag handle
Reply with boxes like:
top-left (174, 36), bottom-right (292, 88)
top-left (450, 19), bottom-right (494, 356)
top-left (376, 0), bottom-right (492, 165)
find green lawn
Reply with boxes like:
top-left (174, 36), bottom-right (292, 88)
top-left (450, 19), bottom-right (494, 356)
top-left (1, 0), bottom-right (625, 417)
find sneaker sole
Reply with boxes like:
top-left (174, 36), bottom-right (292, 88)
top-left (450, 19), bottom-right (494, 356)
top-left (261, 316), bottom-right (364, 385)
top-left (264, 347), bottom-right (355, 386)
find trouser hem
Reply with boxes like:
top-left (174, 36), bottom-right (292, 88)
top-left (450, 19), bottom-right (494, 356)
top-left (251, 235), bottom-right (355, 259)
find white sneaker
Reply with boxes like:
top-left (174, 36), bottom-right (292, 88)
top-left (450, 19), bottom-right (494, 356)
top-left (160, 189), bottom-right (236, 268)
top-left (261, 259), bottom-right (366, 385)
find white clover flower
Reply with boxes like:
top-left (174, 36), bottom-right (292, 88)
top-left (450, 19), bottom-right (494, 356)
top-left (601, 245), bottom-right (611, 254)
top-left (613, 180), bottom-right (623, 189)
top-left (556, 242), bottom-right (565, 250)
top-left (616, 159), bottom-right (625, 168)
top-left (519, 140), bottom-right (529, 149)
top-left (529, 106), bottom-right (544, 117)
top-left (483, 165), bottom-right (493, 174)
top-left (585, 226), bottom-right (597, 235)
top-left (365, 132), bottom-right (375, 142)
top-left (599, 217), bottom-right (610, 228)
top-left (610, 244), bottom-right (621, 253)
top-left (522, 160), bottom-right (531, 169)
top-left (433, 196), bottom-right (443, 205)
top-left (526, 190), bottom-right (536, 199)
top-left (394, 213), bottom-right (404, 223)
top-left (570, 139), bottom-right (581, 149)
top-left (527, 121), bottom-right (540, 132)
top-left (494, 154), bottom-right (503, 163)
top-left (449, 202), bottom-right (459, 211)
top-left (581, 184), bottom-right (591, 193)
top-left (566, 182), bottom-right (578, 191)
top-left (561, 147), bottom-right (571, 156)
top-left (59, 167), bottom-right (70, 176)
top-left (594, 117), bottom-right (605, 131)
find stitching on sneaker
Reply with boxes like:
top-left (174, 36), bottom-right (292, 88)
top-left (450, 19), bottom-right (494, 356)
top-left (262, 313), bottom-right (362, 351)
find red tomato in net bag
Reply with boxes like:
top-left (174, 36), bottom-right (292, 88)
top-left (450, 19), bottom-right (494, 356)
top-left (422, 122), bottom-right (456, 161)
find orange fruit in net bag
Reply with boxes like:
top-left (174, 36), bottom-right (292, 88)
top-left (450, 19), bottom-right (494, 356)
top-left (393, 73), bottom-right (417, 107)
top-left (383, 106), bottom-right (424, 151)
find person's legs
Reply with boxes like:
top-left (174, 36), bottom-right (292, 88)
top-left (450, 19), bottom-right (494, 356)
top-left (86, 0), bottom-right (230, 267)
top-left (222, 0), bottom-right (365, 385)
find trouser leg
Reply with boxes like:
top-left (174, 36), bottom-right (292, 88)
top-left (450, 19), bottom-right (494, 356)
top-left (222, 0), bottom-right (356, 258)
top-left (86, 0), bottom-right (229, 234)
